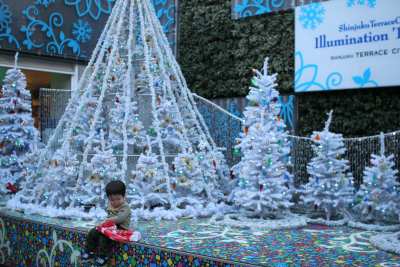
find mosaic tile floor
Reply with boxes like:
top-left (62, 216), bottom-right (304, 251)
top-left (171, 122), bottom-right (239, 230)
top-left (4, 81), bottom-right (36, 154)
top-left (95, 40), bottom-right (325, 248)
top-left (1, 207), bottom-right (400, 266)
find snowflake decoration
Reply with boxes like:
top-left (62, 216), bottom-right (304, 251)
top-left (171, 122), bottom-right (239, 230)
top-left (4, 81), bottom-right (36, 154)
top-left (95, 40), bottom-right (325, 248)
top-left (347, 0), bottom-right (376, 8)
top-left (0, 0), bottom-right (11, 31)
top-left (72, 19), bottom-right (92, 43)
top-left (299, 3), bottom-right (325, 30)
top-left (34, 0), bottom-right (56, 8)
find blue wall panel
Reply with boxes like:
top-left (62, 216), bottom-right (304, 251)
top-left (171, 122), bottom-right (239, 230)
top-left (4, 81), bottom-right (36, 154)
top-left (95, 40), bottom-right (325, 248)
top-left (231, 0), bottom-right (328, 19)
top-left (0, 0), bottom-right (177, 60)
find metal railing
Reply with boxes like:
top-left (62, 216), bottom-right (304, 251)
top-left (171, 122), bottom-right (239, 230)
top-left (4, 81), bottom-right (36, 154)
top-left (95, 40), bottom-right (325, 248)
top-left (39, 88), bottom-right (400, 184)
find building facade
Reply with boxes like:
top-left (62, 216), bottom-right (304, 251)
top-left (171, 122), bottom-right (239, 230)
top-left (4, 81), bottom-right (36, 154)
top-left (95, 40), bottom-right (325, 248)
top-left (0, 0), bottom-right (177, 131)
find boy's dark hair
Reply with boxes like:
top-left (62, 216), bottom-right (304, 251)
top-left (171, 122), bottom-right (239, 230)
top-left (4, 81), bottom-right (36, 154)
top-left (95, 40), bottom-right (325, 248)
top-left (105, 180), bottom-right (126, 197)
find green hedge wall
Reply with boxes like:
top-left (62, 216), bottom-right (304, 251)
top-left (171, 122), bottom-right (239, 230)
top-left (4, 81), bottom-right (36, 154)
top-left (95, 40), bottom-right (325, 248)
top-left (178, 0), bottom-right (294, 98)
top-left (178, 0), bottom-right (400, 137)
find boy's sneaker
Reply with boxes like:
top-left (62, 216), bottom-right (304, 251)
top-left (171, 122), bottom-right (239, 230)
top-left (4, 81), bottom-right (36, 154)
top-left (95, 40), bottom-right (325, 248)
top-left (95, 255), bottom-right (109, 266)
top-left (81, 250), bottom-right (94, 261)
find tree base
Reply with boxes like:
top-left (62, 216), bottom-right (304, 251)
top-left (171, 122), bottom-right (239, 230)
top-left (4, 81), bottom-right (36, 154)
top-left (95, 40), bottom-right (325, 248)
top-left (348, 220), bottom-right (400, 232)
top-left (7, 198), bottom-right (107, 220)
top-left (210, 213), bottom-right (307, 230)
top-left (305, 217), bottom-right (347, 226)
top-left (370, 232), bottom-right (400, 255)
top-left (131, 202), bottom-right (230, 221)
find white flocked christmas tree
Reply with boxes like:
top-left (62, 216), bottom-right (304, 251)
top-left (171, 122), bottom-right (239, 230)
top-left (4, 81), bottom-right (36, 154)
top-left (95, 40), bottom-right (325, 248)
top-left (228, 58), bottom-right (294, 223)
top-left (302, 111), bottom-right (355, 222)
top-left (353, 132), bottom-right (400, 224)
top-left (0, 54), bottom-right (40, 196)
top-left (8, 0), bottom-right (227, 220)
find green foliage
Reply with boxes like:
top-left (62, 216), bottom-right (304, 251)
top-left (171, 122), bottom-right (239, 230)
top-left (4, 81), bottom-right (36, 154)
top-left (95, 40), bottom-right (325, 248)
top-left (297, 88), bottom-right (400, 137)
top-left (178, 0), bottom-right (294, 98)
top-left (178, 0), bottom-right (400, 137)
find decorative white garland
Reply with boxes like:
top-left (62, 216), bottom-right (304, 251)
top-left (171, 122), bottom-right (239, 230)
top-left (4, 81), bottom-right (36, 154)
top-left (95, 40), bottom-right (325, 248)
top-left (39, 0), bottom-right (123, 168)
top-left (192, 93), bottom-right (400, 143)
top-left (144, 0), bottom-right (216, 151)
top-left (78, 0), bottom-right (128, 183)
top-left (121, 0), bottom-right (135, 177)
top-left (60, 0), bottom-right (123, 156)
top-left (192, 93), bottom-right (244, 122)
top-left (142, 0), bottom-right (191, 151)
top-left (137, 0), bottom-right (174, 206)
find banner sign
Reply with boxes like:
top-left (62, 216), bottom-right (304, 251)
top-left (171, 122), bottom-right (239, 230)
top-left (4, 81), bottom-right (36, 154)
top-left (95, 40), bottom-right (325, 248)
top-left (295, 0), bottom-right (400, 92)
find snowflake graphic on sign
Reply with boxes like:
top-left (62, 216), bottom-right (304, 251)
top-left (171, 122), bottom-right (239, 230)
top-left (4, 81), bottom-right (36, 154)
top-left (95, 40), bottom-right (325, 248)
top-left (72, 19), bottom-right (92, 43)
top-left (299, 3), bottom-right (325, 30)
top-left (0, 0), bottom-right (12, 31)
top-left (34, 0), bottom-right (56, 8)
top-left (347, 0), bottom-right (376, 8)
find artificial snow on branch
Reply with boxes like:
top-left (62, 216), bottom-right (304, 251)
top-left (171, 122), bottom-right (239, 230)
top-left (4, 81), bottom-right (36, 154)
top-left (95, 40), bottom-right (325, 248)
top-left (0, 53), bottom-right (41, 196)
top-left (351, 132), bottom-right (400, 226)
top-left (301, 111), bottom-right (355, 222)
top-left (226, 57), bottom-right (296, 228)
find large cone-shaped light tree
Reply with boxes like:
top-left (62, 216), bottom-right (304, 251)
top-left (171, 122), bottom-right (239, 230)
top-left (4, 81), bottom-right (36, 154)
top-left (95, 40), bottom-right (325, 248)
top-left (9, 0), bottom-right (227, 220)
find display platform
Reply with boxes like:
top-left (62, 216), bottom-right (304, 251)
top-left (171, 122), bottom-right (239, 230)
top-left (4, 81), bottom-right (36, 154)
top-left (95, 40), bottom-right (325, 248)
top-left (0, 208), bottom-right (399, 266)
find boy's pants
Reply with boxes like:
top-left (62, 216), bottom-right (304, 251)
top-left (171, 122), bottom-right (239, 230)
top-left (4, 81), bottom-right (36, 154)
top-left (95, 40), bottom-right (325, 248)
top-left (86, 227), bottom-right (112, 256)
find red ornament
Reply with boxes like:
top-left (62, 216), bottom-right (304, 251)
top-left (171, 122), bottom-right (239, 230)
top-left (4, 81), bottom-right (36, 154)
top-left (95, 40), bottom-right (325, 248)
top-left (6, 183), bottom-right (18, 194)
top-left (244, 126), bottom-right (249, 135)
top-left (314, 134), bottom-right (321, 141)
top-left (171, 182), bottom-right (176, 190)
top-left (156, 95), bottom-right (161, 106)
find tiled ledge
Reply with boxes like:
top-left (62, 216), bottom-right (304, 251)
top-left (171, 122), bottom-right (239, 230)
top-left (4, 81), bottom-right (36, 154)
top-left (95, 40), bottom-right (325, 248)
top-left (0, 208), bottom-right (247, 267)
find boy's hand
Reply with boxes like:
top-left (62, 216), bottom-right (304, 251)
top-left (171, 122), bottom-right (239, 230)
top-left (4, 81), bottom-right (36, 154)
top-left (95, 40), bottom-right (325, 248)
top-left (98, 219), bottom-right (115, 227)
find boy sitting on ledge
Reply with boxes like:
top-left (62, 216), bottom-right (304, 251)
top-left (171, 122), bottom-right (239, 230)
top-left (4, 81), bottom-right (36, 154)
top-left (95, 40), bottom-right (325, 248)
top-left (81, 180), bottom-right (141, 266)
